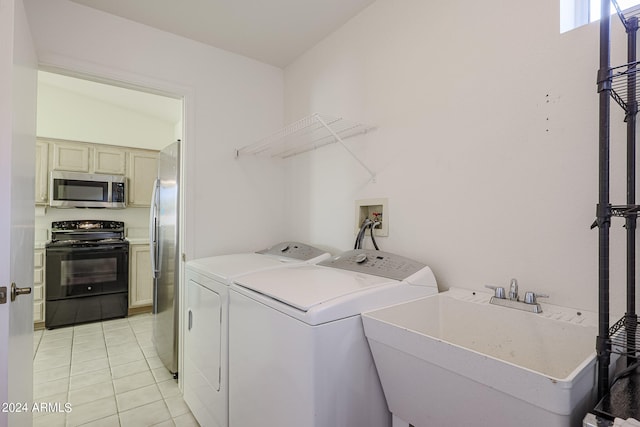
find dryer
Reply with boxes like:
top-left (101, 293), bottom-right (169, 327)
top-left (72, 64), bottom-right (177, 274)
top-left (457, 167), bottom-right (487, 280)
top-left (183, 242), bottom-right (330, 427)
top-left (228, 249), bottom-right (438, 427)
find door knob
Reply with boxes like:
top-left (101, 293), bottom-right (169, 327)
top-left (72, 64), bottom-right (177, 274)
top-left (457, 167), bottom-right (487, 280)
top-left (10, 282), bottom-right (31, 302)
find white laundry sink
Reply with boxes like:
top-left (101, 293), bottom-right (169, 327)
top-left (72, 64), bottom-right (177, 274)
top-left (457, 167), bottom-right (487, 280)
top-left (361, 288), bottom-right (599, 427)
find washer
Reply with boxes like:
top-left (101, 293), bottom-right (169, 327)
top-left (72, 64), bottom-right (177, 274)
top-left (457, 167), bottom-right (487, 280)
top-left (183, 242), bottom-right (330, 427)
top-left (228, 249), bottom-right (438, 427)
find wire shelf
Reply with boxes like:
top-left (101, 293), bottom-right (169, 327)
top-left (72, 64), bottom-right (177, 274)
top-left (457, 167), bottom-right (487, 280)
top-left (236, 113), bottom-right (375, 159)
top-left (609, 316), bottom-right (640, 356)
top-left (609, 62), bottom-right (640, 113)
top-left (591, 205), bottom-right (640, 229)
top-left (611, 204), bottom-right (640, 217)
top-left (612, 0), bottom-right (640, 32)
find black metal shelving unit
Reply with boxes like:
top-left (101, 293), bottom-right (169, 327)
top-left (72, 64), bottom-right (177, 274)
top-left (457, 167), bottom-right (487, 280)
top-left (595, 0), bottom-right (640, 409)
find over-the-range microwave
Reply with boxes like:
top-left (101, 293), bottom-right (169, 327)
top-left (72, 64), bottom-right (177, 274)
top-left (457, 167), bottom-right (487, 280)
top-left (49, 171), bottom-right (126, 208)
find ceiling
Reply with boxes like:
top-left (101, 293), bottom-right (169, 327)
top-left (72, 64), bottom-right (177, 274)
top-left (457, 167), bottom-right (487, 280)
top-left (69, 0), bottom-right (376, 68)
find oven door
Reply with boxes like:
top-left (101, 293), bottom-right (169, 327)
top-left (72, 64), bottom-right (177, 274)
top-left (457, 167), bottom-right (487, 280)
top-left (46, 244), bottom-right (129, 300)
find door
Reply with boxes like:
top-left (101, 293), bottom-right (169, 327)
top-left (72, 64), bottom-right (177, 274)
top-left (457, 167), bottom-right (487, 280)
top-left (184, 274), bottom-right (223, 427)
top-left (0, 1), bottom-right (38, 426)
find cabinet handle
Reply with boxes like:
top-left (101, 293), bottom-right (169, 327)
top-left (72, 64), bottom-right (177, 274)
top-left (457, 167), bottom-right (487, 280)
top-left (188, 309), bottom-right (193, 331)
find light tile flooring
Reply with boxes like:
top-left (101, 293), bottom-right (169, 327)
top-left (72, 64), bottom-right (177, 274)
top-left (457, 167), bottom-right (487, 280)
top-left (32, 314), bottom-right (200, 427)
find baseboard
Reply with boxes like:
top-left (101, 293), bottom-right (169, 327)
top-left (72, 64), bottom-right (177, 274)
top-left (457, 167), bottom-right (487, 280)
top-left (128, 305), bottom-right (152, 317)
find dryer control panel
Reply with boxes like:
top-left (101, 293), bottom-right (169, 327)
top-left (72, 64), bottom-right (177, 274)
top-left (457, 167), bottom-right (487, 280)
top-left (257, 242), bottom-right (328, 261)
top-left (318, 249), bottom-right (427, 281)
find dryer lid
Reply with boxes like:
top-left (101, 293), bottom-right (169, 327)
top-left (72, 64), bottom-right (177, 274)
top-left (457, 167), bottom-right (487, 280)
top-left (257, 241), bottom-right (329, 262)
top-left (187, 253), bottom-right (294, 282)
top-left (233, 264), bottom-right (396, 312)
top-left (187, 243), bottom-right (330, 282)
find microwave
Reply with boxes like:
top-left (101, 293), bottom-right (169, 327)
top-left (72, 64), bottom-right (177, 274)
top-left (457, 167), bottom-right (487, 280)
top-left (50, 171), bottom-right (127, 208)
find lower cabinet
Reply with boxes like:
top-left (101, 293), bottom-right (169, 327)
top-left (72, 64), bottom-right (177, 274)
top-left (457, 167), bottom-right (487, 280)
top-left (129, 244), bottom-right (153, 309)
top-left (34, 249), bottom-right (45, 325)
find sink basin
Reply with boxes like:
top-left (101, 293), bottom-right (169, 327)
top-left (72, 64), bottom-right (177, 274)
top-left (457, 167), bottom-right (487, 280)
top-left (361, 288), bottom-right (598, 427)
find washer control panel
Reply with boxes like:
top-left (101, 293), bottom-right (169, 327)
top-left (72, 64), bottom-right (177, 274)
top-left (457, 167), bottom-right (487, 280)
top-left (257, 242), bottom-right (328, 261)
top-left (318, 249), bottom-right (427, 281)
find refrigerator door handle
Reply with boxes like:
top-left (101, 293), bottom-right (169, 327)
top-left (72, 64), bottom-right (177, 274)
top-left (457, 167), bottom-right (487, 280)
top-left (149, 178), bottom-right (160, 279)
top-left (152, 279), bottom-right (158, 314)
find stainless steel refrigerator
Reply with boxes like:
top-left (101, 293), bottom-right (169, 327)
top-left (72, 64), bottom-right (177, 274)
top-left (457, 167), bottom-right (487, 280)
top-left (150, 140), bottom-right (180, 376)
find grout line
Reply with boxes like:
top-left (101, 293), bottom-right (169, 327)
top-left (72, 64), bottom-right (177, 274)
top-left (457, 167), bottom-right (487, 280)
top-left (34, 314), bottom-right (193, 427)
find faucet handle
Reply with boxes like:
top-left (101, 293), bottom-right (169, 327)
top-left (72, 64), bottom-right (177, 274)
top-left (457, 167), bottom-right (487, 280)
top-left (509, 278), bottom-right (519, 300)
top-left (485, 285), bottom-right (506, 299)
top-left (523, 291), bottom-right (549, 305)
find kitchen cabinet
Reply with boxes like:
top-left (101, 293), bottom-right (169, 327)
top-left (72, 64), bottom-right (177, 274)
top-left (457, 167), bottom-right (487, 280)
top-left (51, 139), bottom-right (127, 175)
top-left (93, 146), bottom-right (126, 175)
top-left (34, 140), bottom-right (48, 205)
top-left (127, 150), bottom-right (158, 207)
top-left (33, 249), bottom-right (45, 326)
top-left (36, 138), bottom-right (159, 207)
top-left (51, 141), bottom-right (90, 172)
top-left (129, 243), bottom-right (153, 309)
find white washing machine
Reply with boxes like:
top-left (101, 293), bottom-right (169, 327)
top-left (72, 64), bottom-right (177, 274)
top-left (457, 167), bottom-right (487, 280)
top-left (228, 249), bottom-right (438, 427)
top-left (183, 242), bottom-right (331, 427)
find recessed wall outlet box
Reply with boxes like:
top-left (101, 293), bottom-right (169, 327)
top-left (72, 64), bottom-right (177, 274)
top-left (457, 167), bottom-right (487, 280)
top-left (355, 198), bottom-right (388, 237)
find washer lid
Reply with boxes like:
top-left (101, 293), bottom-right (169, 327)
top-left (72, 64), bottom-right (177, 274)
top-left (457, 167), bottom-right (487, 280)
top-left (233, 265), bottom-right (395, 312)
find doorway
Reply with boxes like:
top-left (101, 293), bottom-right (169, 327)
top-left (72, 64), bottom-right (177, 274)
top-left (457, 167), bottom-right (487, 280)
top-left (32, 71), bottom-right (189, 425)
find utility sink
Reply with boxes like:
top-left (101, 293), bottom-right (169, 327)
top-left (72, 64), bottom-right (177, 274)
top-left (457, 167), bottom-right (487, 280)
top-left (361, 288), bottom-right (598, 427)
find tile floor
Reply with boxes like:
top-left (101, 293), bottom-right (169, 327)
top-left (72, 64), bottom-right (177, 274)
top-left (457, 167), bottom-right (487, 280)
top-left (32, 314), bottom-right (200, 427)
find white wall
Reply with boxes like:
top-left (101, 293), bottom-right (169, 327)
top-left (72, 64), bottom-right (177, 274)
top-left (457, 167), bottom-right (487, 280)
top-left (37, 81), bottom-right (177, 150)
top-left (283, 0), bottom-right (633, 312)
top-left (24, 0), bottom-right (286, 259)
top-left (25, 0), bottom-right (635, 313)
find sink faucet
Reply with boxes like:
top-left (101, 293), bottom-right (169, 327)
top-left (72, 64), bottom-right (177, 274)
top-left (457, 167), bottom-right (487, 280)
top-left (485, 278), bottom-right (548, 314)
top-left (509, 278), bottom-right (518, 301)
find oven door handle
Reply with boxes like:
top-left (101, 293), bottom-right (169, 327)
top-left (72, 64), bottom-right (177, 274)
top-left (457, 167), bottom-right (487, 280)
top-left (149, 178), bottom-right (160, 279)
top-left (46, 245), bottom-right (128, 252)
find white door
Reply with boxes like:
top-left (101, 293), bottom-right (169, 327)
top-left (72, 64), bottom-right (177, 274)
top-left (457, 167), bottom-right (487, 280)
top-left (0, 0), bottom-right (38, 426)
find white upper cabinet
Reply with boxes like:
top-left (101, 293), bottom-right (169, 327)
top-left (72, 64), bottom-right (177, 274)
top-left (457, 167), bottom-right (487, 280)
top-left (51, 141), bottom-right (90, 172)
top-left (37, 138), bottom-right (159, 207)
top-left (127, 150), bottom-right (158, 207)
top-left (51, 139), bottom-right (127, 175)
top-left (94, 146), bottom-right (126, 175)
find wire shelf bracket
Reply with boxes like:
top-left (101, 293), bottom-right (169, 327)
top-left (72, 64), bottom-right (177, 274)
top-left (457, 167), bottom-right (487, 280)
top-left (236, 113), bottom-right (377, 181)
top-left (612, 0), bottom-right (640, 32)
